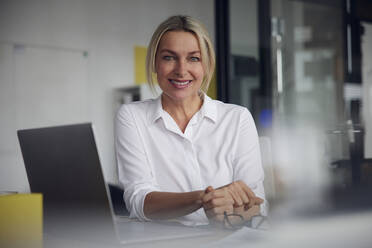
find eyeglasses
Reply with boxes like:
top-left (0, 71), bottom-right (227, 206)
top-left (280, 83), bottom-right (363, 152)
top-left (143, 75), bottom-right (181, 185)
top-left (223, 211), bottom-right (268, 230)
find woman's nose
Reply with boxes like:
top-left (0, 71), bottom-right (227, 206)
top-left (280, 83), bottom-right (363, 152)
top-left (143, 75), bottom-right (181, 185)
top-left (174, 60), bottom-right (187, 77)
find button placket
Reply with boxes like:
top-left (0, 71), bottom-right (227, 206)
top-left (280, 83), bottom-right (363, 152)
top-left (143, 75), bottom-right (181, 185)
top-left (185, 138), bottom-right (207, 221)
top-left (183, 136), bottom-right (202, 190)
top-left (182, 113), bottom-right (203, 190)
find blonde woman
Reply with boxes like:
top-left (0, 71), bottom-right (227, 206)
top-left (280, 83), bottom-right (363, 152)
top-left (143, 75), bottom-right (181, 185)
top-left (116, 15), bottom-right (266, 227)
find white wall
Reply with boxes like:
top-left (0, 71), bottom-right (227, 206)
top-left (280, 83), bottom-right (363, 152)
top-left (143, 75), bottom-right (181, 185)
top-left (0, 0), bottom-right (214, 192)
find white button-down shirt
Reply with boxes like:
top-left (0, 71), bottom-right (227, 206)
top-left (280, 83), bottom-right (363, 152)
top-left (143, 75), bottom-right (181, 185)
top-left (115, 94), bottom-right (266, 226)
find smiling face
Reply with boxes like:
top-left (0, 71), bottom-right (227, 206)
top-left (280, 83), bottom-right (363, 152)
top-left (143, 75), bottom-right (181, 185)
top-left (155, 30), bottom-right (205, 103)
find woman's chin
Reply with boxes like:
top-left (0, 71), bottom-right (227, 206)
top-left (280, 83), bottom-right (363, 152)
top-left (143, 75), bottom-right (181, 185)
top-left (162, 91), bottom-right (200, 103)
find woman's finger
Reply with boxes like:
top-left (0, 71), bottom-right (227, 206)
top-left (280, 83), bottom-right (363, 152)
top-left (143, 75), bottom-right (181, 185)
top-left (205, 204), bottom-right (233, 216)
top-left (256, 197), bottom-right (264, 204)
top-left (235, 185), bottom-right (249, 205)
top-left (216, 182), bottom-right (245, 206)
top-left (239, 182), bottom-right (256, 199)
top-left (203, 197), bottom-right (234, 210)
top-left (253, 196), bottom-right (264, 206)
top-left (227, 187), bottom-right (243, 206)
top-left (239, 182), bottom-right (262, 207)
top-left (203, 188), bottom-right (226, 202)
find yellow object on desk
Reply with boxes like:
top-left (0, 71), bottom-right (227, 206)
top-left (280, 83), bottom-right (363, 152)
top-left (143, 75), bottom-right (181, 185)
top-left (0, 193), bottom-right (43, 248)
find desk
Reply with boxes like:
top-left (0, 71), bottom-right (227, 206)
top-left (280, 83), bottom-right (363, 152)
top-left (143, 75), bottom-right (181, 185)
top-left (44, 222), bottom-right (234, 248)
top-left (43, 211), bottom-right (372, 248)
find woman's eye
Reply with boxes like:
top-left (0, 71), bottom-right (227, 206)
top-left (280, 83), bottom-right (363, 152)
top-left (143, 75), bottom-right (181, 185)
top-left (190, 57), bottom-right (200, 62)
top-left (163, 55), bottom-right (175, 61)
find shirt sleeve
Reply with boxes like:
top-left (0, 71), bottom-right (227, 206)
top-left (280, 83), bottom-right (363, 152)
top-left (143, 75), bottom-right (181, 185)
top-left (232, 108), bottom-right (268, 216)
top-left (115, 104), bottom-right (159, 221)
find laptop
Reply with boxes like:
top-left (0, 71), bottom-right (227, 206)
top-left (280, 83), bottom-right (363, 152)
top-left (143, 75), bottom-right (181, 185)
top-left (17, 123), bottom-right (214, 245)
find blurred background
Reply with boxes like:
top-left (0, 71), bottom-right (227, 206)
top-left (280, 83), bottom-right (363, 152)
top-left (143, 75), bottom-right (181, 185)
top-left (1, 0), bottom-right (371, 221)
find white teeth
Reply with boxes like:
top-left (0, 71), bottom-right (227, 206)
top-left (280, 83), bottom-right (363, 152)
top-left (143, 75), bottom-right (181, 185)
top-left (170, 80), bottom-right (190, 85)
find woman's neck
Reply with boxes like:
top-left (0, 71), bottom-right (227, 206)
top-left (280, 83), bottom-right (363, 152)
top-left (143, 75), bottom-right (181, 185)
top-left (161, 93), bottom-right (203, 132)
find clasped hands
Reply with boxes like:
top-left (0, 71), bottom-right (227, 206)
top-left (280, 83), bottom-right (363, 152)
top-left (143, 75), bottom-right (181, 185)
top-left (202, 180), bottom-right (263, 227)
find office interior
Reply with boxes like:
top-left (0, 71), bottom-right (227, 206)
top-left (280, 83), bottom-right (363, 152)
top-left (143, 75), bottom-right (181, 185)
top-left (1, 0), bottom-right (372, 246)
top-left (216, 0), bottom-right (372, 214)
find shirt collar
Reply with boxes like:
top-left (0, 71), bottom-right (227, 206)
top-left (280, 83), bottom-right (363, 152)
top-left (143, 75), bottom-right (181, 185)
top-left (147, 95), bottom-right (163, 124)
top-left (200, 94), bottom-right (217, 123)
top-left (147, 93), bottom-right (218, 124)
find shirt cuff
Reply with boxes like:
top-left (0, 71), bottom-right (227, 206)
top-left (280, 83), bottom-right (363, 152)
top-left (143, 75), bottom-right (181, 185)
top-left (125, 185), bottom-right (159, 221)
top-left (259, 199), bottom-right (269, 216)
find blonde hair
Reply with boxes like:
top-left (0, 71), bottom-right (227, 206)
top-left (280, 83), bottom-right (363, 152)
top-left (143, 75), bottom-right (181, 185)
top-left (146, 15), bottom-right (215, 94)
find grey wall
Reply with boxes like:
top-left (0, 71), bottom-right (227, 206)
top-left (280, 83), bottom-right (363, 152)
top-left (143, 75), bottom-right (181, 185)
top-left (362, 22), bottom-right (372, 158)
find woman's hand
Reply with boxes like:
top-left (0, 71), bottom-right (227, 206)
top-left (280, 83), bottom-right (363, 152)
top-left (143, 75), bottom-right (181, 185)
top-left (202, 181), bottom-right (264, 226)
top-left (217, 180), bottom-right (263, 209)
top-left (202, 186), bottom-right (234, 224)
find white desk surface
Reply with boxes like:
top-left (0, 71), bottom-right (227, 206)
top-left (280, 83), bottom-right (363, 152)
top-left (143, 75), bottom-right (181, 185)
top-left (44, 225), bottom-right (234, 248)
top-left (44, 211), bottom-right (372, 248)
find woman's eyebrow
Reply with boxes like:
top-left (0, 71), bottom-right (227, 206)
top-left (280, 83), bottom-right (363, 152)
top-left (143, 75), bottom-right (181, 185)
top-left (159, 49), bottom-right (177, 55)
top-left (189, 51), bottom-right (201, 55)
top-left (159, 49), bottom-right (201, 55)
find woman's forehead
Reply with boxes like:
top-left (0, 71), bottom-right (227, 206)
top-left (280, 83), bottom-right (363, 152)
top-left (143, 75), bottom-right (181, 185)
top-left (157, 30), bottom-right (200, 52)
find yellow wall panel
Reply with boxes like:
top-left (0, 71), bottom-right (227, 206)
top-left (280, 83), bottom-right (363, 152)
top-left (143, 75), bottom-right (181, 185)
top-left (207, 71), bottom-right (217, 100)
top-left (134, 46), bottom-right (148, 85)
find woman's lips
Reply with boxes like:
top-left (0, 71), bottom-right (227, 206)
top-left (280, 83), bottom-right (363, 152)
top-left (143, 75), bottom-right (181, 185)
top-left (169, 79), bottom-right (192, 89)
